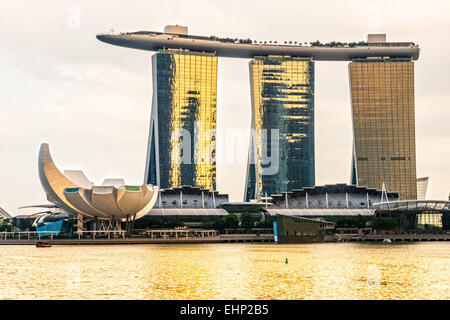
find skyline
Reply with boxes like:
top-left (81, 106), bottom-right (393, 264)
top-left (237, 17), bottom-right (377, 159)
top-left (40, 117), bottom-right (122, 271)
top-left (1, 0), bottom-right (450, 215)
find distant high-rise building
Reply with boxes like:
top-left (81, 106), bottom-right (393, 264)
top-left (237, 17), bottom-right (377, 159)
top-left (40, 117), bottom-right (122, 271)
top-left (350, 58), bottom-right (417, 200)
top-left (144, 50), bottom-right (218, 190)
top-left (416, 177), bottom-right (429, 200)
top-left (245, 56), bottom-right (315, 201)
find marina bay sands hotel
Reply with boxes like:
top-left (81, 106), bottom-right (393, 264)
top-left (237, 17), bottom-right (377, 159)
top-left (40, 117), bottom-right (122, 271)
top-left (97, 25), bottom-right (420, 201)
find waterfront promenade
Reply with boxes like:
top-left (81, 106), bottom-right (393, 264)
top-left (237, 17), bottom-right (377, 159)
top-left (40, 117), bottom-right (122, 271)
top-left (338, 234), bottom-right (450, 242)
top-left (0, 230), bottom-right (274, 245)
top-left (1, 230), bottom-right (450, 245)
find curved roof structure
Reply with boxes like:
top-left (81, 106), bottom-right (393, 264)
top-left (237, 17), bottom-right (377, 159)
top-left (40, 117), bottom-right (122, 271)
top-left (38, 143), bottom-right (159, 221)
top-left (0, 206), bottom-right (12, 219)
top-left (266, 208), bottom-right (375, 217)
top-left (102, 178), bottom-right (125, 188)
top-left (270, 183), bottom-right (398, 200)
top-left (64, 170), bottom-right (93, 189)
top-left (148, 208), bottom-right (228, 216)
top-left (96, 31), bottom-right (420, 61)
top-left (19, 204), bottom-right (61, 209)
top-left (373, 200), bottom-right (450, 212)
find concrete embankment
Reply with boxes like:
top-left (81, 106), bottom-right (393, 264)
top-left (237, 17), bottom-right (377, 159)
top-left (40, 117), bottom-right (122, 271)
top-left (1, 234), bottom-right (449, 245)
top-left (0, 235), bottom-right (274, 245)
top-left (335, 234), bottom-right (450, 242)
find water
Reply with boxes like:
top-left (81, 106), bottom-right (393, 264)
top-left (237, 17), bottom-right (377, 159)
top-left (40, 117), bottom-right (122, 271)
top-left (0, 243), bottom-right (449, 300)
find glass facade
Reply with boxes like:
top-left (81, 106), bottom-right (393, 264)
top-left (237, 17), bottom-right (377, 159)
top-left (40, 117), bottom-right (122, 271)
top-left (417, 213), bottom-right (442, 228)
top-left (349, 58), bottom-right (417, 200)
top-left (416, 177), bottom-right (429, 200)
top-left (145, 50), bottom-right (218, 190)
top-left (245, 56), bottom-right (315, 201)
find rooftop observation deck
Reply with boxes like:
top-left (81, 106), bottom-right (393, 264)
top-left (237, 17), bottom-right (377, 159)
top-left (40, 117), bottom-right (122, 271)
top-left (96, 30), bottom-right (420, 61)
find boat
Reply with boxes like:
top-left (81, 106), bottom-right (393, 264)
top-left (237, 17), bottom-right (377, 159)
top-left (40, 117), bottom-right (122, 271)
top-left (382, 238), bottom-right (392, 243)
top-left (36, 241), bottom-right (52, 247)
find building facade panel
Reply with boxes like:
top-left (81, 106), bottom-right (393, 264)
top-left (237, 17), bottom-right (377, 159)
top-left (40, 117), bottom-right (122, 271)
top-left (245, 57), bottom-right (315, 201)
top-left (145, 50), bottom-right (218, 190)
top-left (349, 58), bottom-right (417, 200)
top-left (416, 177), bottom-right (429, 200)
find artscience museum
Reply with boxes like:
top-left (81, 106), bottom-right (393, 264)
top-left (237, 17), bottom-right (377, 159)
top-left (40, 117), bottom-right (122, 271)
top-left (38, 143), bottom-right (159, 231)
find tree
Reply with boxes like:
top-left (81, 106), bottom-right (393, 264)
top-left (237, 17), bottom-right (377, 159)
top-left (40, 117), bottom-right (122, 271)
top-left (0, 218), bottom-right (13, 232)
top-left (336, 215), bottom-right (371, 229)
top-left (256, 216), bottom-right (275, 229)
top-left (164, 219), bottom-right (184, 229)
top-left (372, 218), bottom-right (398, 230)
top-left (202, 220), bottom-right (214, 229)
top-left (211, 214), bottom-right (240, 231)
top-left (355, 215), bottom-right (368, 228)
top-left (240, 213), bottom-right (255, 230)
top-left (224, 214), bottom-right (239, 230)
top-left (213, 218), bottom-right (227, 231)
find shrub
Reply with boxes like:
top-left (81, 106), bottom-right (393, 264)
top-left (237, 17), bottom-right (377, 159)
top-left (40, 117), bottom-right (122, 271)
top-left (240, 213), bottom-right (255, 230)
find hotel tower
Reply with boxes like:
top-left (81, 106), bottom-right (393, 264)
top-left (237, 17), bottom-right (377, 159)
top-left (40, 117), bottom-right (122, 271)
top-left (144, 43), bottom-right (218, 189)
top-left (349, 36), bottom-right (417, 200)
top-left (245, 56), bottom-right (315, 201)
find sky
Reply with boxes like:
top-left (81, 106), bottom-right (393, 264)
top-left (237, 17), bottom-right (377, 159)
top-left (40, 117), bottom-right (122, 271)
top-left (1, 0), bottom-right (449, 216)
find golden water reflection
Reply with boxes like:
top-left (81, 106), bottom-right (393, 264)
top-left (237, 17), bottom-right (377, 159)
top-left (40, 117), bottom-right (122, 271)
top-left (0, 243), bottom-right (449, 300)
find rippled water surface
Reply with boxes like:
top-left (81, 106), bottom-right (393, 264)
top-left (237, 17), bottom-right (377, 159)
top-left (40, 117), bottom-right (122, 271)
top-left (0, 243), bottom-right (449, 299)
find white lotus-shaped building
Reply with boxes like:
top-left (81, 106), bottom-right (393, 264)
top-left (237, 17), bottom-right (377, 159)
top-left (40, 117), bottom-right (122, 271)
top-left (38, 143), bottom-right (159, 221)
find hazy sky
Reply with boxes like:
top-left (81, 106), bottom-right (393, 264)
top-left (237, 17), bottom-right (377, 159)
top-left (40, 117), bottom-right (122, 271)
top-left (1, 0), bottom-right (449, 216)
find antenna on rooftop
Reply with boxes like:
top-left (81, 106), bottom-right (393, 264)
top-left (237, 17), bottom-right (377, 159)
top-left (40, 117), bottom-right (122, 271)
top-left (211, 182), bottom-right (216, 208)
top-left (265, 192), bottom-right (268, 209)
top-left (381, 182), bottom-right (389, 203)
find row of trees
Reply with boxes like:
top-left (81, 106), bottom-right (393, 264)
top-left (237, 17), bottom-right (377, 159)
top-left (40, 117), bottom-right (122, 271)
top-left (209, 36), bottom-right (252, 44)
top-left (202, 213), bottom-right (275, 231)
top-left (251, 40), bottom-right (368, 47)
top-left (144, 218), bottom-right (185, 229)
top-left (309, 40), bottom-right (368, 48)
top-left (0, 218), bottom-right (13, 232)
top-left (336, 215), bottom-right (398, 230)
top-left (140, 214), bottom-right (273, 231)
top-left (208, 35), bottom-right (368, 48)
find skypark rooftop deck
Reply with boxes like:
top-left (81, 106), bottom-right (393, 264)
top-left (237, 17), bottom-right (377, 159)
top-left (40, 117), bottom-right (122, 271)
top-left (96, 30), bottom-right (420, 61)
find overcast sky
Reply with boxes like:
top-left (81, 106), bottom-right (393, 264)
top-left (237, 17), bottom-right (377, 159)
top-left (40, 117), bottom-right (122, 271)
top-left (1, 0), bottom-right (449, 216)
